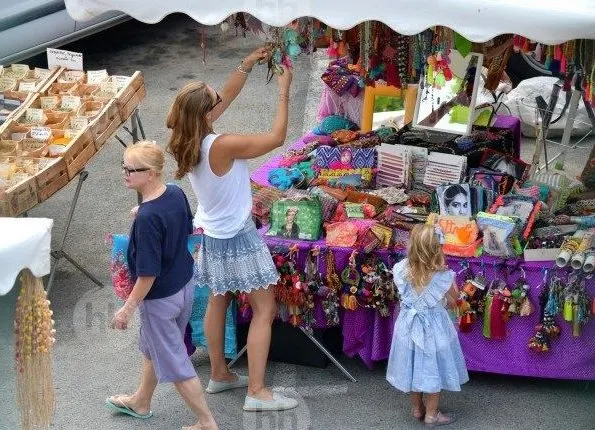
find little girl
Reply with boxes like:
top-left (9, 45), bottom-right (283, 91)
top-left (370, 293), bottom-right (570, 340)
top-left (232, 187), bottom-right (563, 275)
top-left (386, 224), bottom-right (468, 427)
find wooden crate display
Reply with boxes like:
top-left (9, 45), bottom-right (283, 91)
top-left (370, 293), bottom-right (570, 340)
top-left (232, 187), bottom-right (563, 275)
top-left (114, 72), bottom-right (146, 122)
top-left (0, 175), bottom-right (39, 217)
top-left (35, 158), bottom-right (69, 202)
top-left (89, 99), bottom-right (120, 150)
top-left (62, 129), bottom-right (96, 180)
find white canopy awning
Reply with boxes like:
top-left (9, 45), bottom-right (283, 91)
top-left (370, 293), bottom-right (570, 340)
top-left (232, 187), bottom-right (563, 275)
top-left (65, 0), bottom-right (595, 44)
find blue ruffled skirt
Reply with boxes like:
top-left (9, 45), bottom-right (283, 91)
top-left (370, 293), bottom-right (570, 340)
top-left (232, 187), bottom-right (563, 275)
top-left (195, 217), bottom-right (279, 295)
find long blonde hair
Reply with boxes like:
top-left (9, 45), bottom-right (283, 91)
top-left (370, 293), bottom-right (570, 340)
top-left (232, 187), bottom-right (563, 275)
top-left (166, 82), bottom-right (213, 179)
top-left (406, 224), bottom-right (447, 291)
top-left (124, 141), bottom-right (165, 176)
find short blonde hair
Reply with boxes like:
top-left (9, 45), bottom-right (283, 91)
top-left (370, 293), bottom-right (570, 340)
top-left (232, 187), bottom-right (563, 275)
top-left (406, 224), bottom-right (447, 291)
top-left (124, 141), bottom-right (165, 176)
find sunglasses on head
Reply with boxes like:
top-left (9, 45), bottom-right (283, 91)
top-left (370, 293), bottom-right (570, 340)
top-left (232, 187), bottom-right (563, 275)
top-left (122, 161), bottom-right (150, 177)
top-left (209, 92), bottom-right (222, 112)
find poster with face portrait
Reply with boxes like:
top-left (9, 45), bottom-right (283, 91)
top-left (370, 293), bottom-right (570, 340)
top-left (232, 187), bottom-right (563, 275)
top-left (480, 149), bottom-right (528, 181)
top-left (437, 183), bottom-right (472, 217)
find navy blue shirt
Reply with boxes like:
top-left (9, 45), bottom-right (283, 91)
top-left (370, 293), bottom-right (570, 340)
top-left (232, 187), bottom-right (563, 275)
top-left (127, 184), bottom-right (193, 300)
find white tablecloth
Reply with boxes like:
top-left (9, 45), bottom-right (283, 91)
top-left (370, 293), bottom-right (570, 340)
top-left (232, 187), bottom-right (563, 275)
top-left (0, 218), bottom-right (53, 295)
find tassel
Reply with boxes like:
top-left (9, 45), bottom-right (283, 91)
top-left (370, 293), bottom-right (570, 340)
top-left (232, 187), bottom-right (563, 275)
top-left (337, 41), bottom-right (346, 57)
top-left (572, 304), bottom-right (580, 336)
top-left (490, 294), bottom-right (506, 339)
top-left (563, 298), bottom-right (573, 322)
top-left (554, 45), bottom-right (563, 61)
top-left (560, 56), bottom-right (567, 75)
top-left (385, 62), bottom-right (399, 87)
top-left (534, 43), bottom-right (543, 62)
top-left (544, 54), bottom-right (552, 70)
top-left (485, 46), bottom-right (512, 92)
top-left (483, 295), bottom-right (493, 338)
top-left (327, 42), bottom-right (339, 58)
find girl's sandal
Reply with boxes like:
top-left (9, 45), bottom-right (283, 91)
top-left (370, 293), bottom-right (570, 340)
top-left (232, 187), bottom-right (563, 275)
top-left (425, 411), bottom-right (456, 427)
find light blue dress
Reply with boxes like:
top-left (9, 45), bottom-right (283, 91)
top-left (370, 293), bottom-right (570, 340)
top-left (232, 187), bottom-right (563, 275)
top-left (386, 259), bottom-right (469, 393)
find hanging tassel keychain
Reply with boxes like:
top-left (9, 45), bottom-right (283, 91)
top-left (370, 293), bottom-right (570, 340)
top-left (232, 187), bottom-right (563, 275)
top-left (302, 248), bottom-right (322, 333)
top-left (323, 249), bottom-right (342, 326)
top-left (483, 279), bottom-right (496, 338)
top-left (341, 250), bottom-right (360, 311)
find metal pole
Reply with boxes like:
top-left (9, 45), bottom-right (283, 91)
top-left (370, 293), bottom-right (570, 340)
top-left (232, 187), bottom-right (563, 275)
top-left (47, 170), bottom-right (103, 294)
top-left (299, 327), bottom-right (357, 382)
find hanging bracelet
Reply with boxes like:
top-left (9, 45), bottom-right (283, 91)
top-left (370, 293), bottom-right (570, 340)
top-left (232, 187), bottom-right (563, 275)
top-left (237, 61), bottom-right (252, 74)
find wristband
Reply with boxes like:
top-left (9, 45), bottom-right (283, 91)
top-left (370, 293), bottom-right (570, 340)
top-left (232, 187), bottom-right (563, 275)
top-left (237, 61), bottom-right (252, 74)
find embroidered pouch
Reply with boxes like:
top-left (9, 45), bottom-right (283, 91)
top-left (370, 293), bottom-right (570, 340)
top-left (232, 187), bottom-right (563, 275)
top-left (426, 213), bottom-right (482, 257)
top-left (314, 145), bottom-right (376, 170)
top-left (476, 212), bottom-right (522, 258)
top-left (326, 221), bottom-right (359, 247)
top-left (309, 186), bottom-right (339, 222)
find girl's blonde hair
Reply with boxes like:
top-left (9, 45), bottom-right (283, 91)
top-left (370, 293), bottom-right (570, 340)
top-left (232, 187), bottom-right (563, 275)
top-left (124, 141), bottom-right (165, 176)
top-left (406, 224), bottom-right (447, 291)
top-left (166, 82), bottom-right (213, 179)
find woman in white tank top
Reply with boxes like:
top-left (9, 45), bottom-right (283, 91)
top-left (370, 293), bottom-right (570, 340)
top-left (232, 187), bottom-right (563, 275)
top-left (166, 47), bottom-right (297, 413)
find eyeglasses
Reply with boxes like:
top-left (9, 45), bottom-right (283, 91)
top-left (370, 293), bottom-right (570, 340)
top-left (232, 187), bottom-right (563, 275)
top-left (122, 161), bottom-right (150, 177)
top-left (209, 92), bottom-right (222, 112)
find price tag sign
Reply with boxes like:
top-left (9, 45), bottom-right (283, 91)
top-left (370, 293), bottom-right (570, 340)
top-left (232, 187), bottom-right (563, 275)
top-left (40, 96), bottom-right (59, 109)
top-left (0, 77), bottom-right (17, 91)
top-left (100, 81), bottom-right (118, 94)
top-left (11, 64), bottom-right (29, 75)
top-left (70, 116), bottom-right (88, 131)
top-left (34, 67), bottom-right (51, 79)
top-left (30, 127), bottom-right (52, 141)
top-left (25, 108), bottom-right (44, 124)
top-left (112, 75), bottom-right (131, 90)
top-left (18, 81), bottom-right (36, 92)
top-left (11, 132), bottom-right (27, 141)
top-left (61, 96), bottom-right (81, 111)
top-left (47, 48), bottom-right (83, 71)
top-left (61, 70), bottom-right (85, 82)
top-left (87, 69), bottom-right (108, 84)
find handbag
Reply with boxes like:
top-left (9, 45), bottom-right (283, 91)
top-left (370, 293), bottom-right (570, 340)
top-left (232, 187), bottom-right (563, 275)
top-left (106, 233), bottom-right (202, 301)
top-left (266, 197), bottom-right (323, 241)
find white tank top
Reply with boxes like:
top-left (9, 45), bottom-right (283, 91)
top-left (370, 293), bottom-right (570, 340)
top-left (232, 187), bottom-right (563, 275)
top-left (189, 133), bottom-right (252, 239)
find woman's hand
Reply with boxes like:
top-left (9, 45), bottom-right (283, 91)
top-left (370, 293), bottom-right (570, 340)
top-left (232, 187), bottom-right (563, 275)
top-left (244, 46), bottom-right (270, 69)
top-left (277, 65), bottom-right (293, 94)
top-left (111, 299), bottom-right (138, 330)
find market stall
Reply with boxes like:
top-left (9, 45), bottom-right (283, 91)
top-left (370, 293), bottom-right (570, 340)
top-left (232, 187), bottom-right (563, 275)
top-left (248, 131), bottom-right (595, 380)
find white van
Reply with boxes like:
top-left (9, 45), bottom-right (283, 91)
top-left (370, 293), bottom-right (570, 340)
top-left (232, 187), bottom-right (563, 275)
top-left (0, 0), bottom-right (128, 64)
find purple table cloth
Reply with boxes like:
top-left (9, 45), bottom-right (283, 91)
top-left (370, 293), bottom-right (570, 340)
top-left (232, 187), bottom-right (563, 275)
top-left (249, 119), bottom-right (595, 380)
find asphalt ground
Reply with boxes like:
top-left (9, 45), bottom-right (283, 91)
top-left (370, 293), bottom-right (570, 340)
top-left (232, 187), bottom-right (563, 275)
top-left (0, 14), bottom-right (594, 430)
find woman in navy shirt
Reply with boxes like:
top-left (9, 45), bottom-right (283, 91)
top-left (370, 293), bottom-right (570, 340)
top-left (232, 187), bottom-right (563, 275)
top-left (107, 141), bottom-right (218, 430)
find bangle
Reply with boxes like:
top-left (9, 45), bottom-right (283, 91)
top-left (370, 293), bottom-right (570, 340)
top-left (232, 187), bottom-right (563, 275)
top-left (237, 61), bottom-right (252, 74)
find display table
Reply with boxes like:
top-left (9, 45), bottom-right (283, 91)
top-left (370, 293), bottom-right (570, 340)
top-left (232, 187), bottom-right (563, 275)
top-left (0, 218), bottom-right (54, 429)
top-left (249, 121), bottom-right (595, 381)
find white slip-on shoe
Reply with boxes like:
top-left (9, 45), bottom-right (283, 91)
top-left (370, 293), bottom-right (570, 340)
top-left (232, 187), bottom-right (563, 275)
top-left (205, 373), bottom-right (248, 394)
top-left (242, 392), bottom-right (299, 412)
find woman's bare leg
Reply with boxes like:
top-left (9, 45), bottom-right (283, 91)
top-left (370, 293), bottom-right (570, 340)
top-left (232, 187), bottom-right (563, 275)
top-left (245, 286), bottom-right (277, 399)
top-left (204, 292), bottom-right (236, 382)
top-left (175, 377), bottom-right (218, 430)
